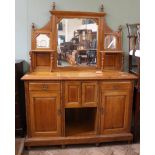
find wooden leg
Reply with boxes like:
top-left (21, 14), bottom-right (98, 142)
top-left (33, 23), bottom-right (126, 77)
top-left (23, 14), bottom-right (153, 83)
top-left (24, 146), bottom-right (31, 150)
top-left (95, 143), bottom-right (100, 147)
top-left (128, 140), bottom-right (132, 144)
top-left (61, 145), bottom-right (65, 149)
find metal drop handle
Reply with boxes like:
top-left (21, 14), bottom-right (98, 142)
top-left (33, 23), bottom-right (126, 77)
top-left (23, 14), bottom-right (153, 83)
top-left (42, 84), bottom-right (48, 90)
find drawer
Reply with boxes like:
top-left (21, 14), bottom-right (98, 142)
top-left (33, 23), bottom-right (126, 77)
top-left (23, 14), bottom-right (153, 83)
top-left (29, 82), bottom-right (60, 91)
top-left (101, 82), bottom-right (132, 90)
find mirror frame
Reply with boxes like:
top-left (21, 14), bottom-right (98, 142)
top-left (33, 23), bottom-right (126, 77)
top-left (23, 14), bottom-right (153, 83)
top-left (50, 10), bottom-right (106, 71)
top-left (30, 10), bottom-right (123, 72)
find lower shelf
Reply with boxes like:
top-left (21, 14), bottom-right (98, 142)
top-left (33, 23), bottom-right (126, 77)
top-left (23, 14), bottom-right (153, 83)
top-left (65, 121), bottom-right (96, 137)
top-left (65, 108), bottom-right (97, 137)
top-left (25, 133), bottom-right (133, 147)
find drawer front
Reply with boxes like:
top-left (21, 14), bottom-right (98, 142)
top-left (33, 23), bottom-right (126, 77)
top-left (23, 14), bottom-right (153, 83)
top-left (29, 82), bottom-right (60, 91)
top-left (101, 82), bottom-right (132, 90)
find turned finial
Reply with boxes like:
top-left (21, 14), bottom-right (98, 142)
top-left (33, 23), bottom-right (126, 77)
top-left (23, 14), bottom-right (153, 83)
top-left (52, 2), bottom-right (56, 10)
top-left (100, 2), bottom-right (104, 12)
top-left (32, 23), bottom-right (35, 30)
top-left (118, 25), bottom-right (122, 31)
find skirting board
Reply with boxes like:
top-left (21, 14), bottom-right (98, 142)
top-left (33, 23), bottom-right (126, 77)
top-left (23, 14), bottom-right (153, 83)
top-left (25, 133), bottom-right (133, 147)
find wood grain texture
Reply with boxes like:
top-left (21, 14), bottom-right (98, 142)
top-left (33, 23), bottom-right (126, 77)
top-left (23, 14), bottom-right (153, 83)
top-left (21, 71), bottom-right (137, 81)
top-left (36, 53), bottom-right (50, 66)
top-left (104, 53), bottom-right (123, 70)
top-left (22, 9), bottom-right (137, 147)
top-left (29, 82), bottom-right (60, 91)
top-left (29, 91), bottom-right (61, 137)
top-left (30, 9), bottom-right (123, 72)
top-left (82, 82), bottom-right (98, 107)
top-left (24, 133), bottom-right (133, 146)
top-left (22, 78), bottom-right (135, 146)
top-left (64, 81), bottom-right (81, 108)
top-left (100, 82), bottom-right (133, 135)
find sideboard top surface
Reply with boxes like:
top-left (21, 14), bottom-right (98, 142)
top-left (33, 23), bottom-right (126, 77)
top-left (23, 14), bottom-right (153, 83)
top-left (21, 71), bottom-right (137, 81)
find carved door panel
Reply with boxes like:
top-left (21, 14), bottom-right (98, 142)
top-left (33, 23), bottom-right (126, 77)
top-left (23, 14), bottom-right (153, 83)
top-left (64, 82), bottom-right (81, 108)
top-left (100, 90), bottom-right (131, 134)
top-left (29, 91), bottom-right (61, 137)
top-left (82, 82), bottom-right (98, 107)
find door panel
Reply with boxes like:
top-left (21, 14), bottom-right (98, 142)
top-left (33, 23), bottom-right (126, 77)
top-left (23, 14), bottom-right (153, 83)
top-left (82, 82), bottom-right (98, 107)
top-left (65, 82), bottom-right (81, 108)
top-left (104, 95), bottom-right (125, 129)
top-left (104, 53), bottom-right (123, 70)
top-left (29, 91), bottom-right (61, 137)
top-left (104, 54), bottom-right (115, 69)
top-left (33, 98), bottom-right (57, 132)
top-left (100, 90), bottom-right (131, 134)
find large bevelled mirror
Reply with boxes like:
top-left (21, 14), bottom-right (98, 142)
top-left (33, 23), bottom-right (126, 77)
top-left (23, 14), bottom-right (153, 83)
top-left (57, 18), bottom-right (98, 67)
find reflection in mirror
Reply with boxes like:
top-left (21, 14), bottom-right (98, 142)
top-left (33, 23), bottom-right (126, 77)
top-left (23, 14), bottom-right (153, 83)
top-left (104, 35), bottom-right (116, 49)
top-left (36, 34), bottom-right (50, 48)
top-left (57, 18), bottom-right (98, 67)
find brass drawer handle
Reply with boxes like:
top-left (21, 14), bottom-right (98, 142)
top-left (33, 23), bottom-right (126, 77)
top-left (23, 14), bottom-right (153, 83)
top-left (42, 84), bottom-right (48, 90)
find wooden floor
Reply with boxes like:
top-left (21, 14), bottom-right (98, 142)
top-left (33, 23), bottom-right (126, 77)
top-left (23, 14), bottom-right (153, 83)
top-left (15, 138), bottom-right (25, 155)
top-left (22, 142), bottom-right (140, 155)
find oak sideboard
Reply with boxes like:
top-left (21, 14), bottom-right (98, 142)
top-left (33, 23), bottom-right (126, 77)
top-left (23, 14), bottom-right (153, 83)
top-left (21, 5), bottom-right (137, 147)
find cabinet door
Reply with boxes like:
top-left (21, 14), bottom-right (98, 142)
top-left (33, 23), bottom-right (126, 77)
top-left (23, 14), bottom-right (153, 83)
top-left (82, 82), bottom-right (98, 107)
top-left (64, 82), bottom-right (81, 108)
top-left (29, 91), bottom-right (61, 137)
top-left (100, 87), bottom-right (132, 134)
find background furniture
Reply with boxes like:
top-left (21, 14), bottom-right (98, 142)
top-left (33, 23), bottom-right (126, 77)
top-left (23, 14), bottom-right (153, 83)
top-left (15, 60), bottom-right (26, 137)
top-left (127, 23), bottom-right (140, 142)
top-left (21, 6), bottom-right (137, 147)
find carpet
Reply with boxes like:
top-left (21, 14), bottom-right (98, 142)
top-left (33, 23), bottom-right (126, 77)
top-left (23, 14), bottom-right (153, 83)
top-left (23, 143), bottom-right (140, 155)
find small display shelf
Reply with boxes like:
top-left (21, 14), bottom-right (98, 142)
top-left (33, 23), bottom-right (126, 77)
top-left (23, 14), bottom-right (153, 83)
top-left (65, 108), bottom-right (97, 136)
top-left (29, 50), bottom-right (55, 72)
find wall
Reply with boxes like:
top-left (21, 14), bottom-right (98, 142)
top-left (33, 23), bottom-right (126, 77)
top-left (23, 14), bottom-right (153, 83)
top-left (15, 0), bottom-right (28, 60)
top-left (15, 0), bottom-right (140, 71)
